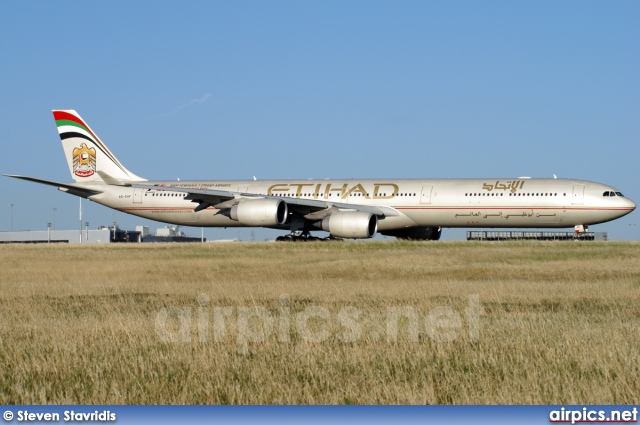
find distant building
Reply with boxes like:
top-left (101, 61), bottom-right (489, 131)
top-left (136, 226), bottom-right (150, 237)
top-left (0, 224), bottom-right (203, 244)
top-left (466, 231), bottom-right (608, 241)
top-left (142, 226), bottom-right (203, 243)
top-left (0, 229), bottom-right (112, 244)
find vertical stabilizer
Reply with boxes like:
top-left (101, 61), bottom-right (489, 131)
top-left (53, 110), bottom-right (146, 183)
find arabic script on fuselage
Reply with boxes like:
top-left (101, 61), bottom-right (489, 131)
top-left (482, 180), bottom-right (525, 193)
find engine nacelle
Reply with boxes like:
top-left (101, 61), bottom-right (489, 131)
top-left (321, 211), bottom-right (378, 239)
top-left (229, 198), bottom-right (288, 226)
top-left (381, 226), bottom-right (442, 240)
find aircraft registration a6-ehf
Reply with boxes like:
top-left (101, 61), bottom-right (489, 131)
top-left (6, 110), bottom-right (636, 241)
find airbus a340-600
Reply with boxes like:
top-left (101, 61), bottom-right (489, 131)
top-left (6, 110), bottom-right (635, 241)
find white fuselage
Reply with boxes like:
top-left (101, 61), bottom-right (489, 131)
top-left (84, 177), bottom-right (635, 230)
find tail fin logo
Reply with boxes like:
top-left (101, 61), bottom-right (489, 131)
top-left (72, 143), bottom-right (97, 178)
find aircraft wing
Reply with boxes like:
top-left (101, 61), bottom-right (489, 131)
top-left (281, 196), bottom-right (400, 217)
top-left (131, 183), bottom-right (399, 217)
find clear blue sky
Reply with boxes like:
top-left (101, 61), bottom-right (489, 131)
top-left (1, 1), bottom-right (638, 240)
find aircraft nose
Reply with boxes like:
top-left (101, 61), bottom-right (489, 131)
top-left (625, 197), bottom-right (637, 212)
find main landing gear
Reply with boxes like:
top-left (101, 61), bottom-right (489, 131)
top-left (275, 231), bottom-right (342, 242)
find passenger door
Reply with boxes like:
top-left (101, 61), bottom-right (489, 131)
top-left (420, 186), bottom-right (432, 204)
top-left (572, 185), bottom-right (585, 205)
top-left (133, 188), bottom-right (143, 204)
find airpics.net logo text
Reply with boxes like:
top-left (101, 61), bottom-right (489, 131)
top-left (155, 294), bottom-right (484, 347)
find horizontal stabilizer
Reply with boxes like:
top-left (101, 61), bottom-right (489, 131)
top-left (4, 174), bottom-right (103, 197)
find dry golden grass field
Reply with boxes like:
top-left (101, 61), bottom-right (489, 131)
top-left (0, 241), bottom-right (639, 404)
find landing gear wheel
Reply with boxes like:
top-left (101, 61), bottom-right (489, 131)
top-left (275, 231), bottom-right (324, 242)
top-left (323, 235), bottom-right (344, 242)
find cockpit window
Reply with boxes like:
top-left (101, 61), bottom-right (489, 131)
top-left (603, 191), bottom-right (625, 197)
